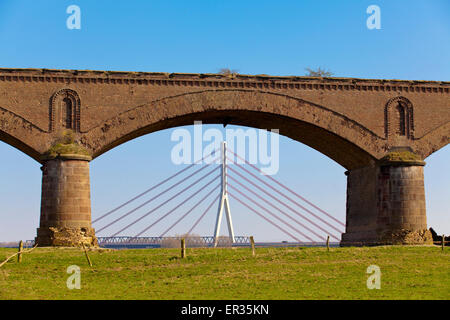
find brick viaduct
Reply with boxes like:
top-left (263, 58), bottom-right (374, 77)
top-left (0, 68), bottom-right (448, 246)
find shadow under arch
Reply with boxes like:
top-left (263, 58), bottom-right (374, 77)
top-left (420, 121), bottom-right (450, 160)
top-left (0, 106), bottom-right (49, 163)
top-left (0, 127), bottom-right (42, 162)
top-left (82, 90), bottom-right (385, 170)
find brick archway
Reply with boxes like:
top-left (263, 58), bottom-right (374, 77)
top-left (81, 90), bottom-right (384, 169)
top-left (0, 106), bottom-right (49, 161)
top-left (0, 68), bottom-right (448, 246)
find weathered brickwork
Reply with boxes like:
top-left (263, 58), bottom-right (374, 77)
top-left (35, 154), bottom-right (97, 246)
top-left (0, 68), bottom-right (448, 169)
top-left (342, 161), bottom-right (432, 245)
top-left (0, 68), bottom-right (448, 246)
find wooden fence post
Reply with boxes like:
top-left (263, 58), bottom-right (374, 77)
top-left (442, 235), bottom-right (445, 251)
top-left (0, 244), bottom-right (37, 269)
top-left (181, 238), bottom-right (186, 258)
top-left (250, 236), bottom-right (255, 256)
top-left (81, 243), bottom-right (93, 267)
top-left (326, 236), bottom-right (330, 252)
top-left (17, 240), bottom-right (23, 263)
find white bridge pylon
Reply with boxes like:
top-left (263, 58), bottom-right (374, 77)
top-left (213, 141), bottom-right (235, 247)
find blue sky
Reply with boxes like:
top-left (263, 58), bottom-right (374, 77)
top-left (0, 0), bottom-right (448, 242)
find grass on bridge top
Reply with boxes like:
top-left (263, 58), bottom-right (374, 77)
top-left (0, 245), bottom-right (448, 300)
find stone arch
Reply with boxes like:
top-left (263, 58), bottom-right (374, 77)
top-left (0, 106), bottom-right (49, 162)
top-left (415, 121), bottom-right (450, 159)
top-left (81, 90), bottom-right (387, 169)
top-left (50, 89), bottom-right (81, 132)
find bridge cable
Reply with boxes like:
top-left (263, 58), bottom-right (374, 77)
top-left (93, 148), bottom-right (219, 224)
top-left (110, 166), bottom-right (220, 236)
top-left (227, 173), bottom-right (323, 239)
top-left (228, 157), bottom-right (344, 235)
top-left (96, 160), bottom-right (219, 233)
top-left (159, 184), bottom-right (221, 237)
top-left (228, 165), bottom-right (341, 241)
top-left (228, 192), bottom-right (302, 243)
top-left (227, 149), bottom-right (345, 227)
top-left (187, 194), bottom-right (221, 236)
top-left (227, 155), bottom-right (344, 234)
top-left (228, 178), bottom-right (317, 242)
top-left (133, 176), bottom-right (221, 237)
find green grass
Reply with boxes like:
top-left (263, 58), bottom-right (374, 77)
top-left (0, 246), bottom-right (448, 300)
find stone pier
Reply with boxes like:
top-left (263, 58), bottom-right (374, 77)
top-left (341, 157), bottom-right (433, 245)
top-left (35, 154), bottom-right (97, 246)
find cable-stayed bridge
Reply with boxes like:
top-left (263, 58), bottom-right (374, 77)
top-left (93, 142), bottom-right (345, 248)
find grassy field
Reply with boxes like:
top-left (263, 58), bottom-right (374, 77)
top-left (0, 246), bottom-right (448, 300)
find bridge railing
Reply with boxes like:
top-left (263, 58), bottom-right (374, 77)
top-left (13, 238), bottom-right (450, 248)
top-left (96, 236), bottom-right (250, 247)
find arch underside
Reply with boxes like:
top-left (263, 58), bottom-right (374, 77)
top-left (0, 90), bottom-right (447, 166)
top-left (95, 110), bottom-right (378, 169)
top-left (83, 89), bottom-right (386, 170)
top-left (415, 121), bottom-right (450, 160)
top-left (0, 107), bottom-right (50, 162)
top-left (0, 130), bottom-right (42, 161)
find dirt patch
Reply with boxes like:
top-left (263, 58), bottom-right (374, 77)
top-left (380, 229), bottom-right (433, 245)
top-left (37, 227), bottom-right (98, 247)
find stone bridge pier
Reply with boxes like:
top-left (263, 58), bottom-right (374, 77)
top-left (342, 157), bottom-right (431, 245)
top-left (35, 154), bottom-right (97, 246)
